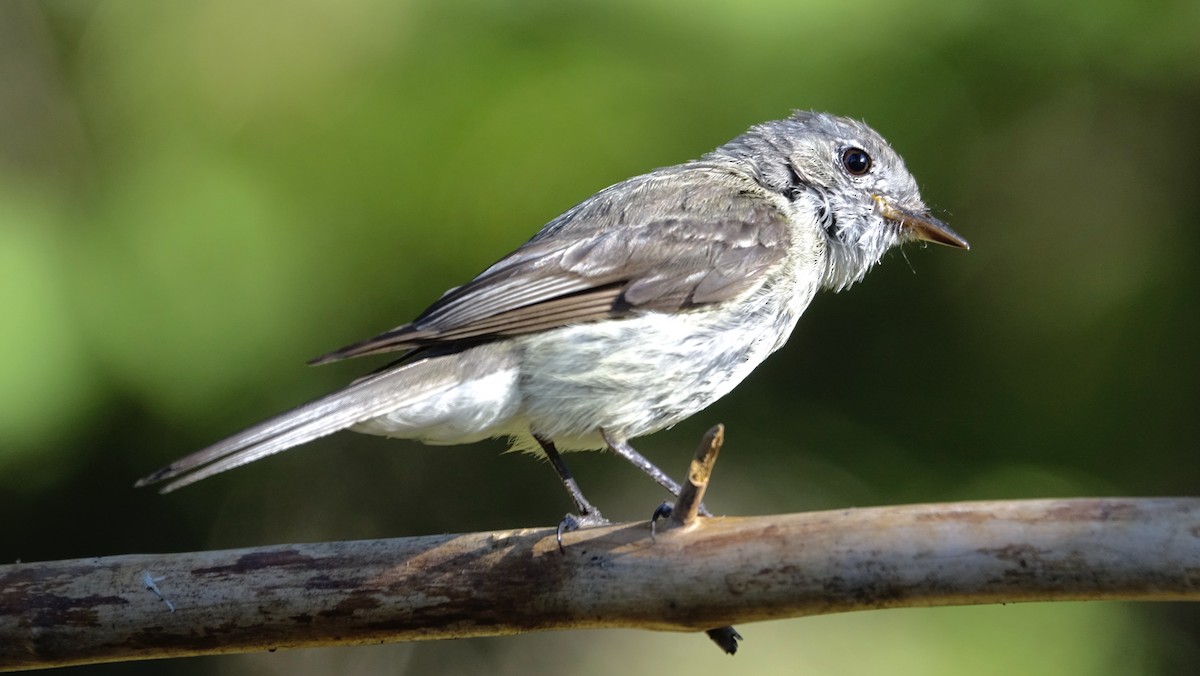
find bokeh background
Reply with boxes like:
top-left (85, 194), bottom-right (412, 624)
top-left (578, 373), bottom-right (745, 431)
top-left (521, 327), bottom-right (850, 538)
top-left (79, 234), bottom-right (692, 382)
top-left (3, 0), bottom-right (1199, 673)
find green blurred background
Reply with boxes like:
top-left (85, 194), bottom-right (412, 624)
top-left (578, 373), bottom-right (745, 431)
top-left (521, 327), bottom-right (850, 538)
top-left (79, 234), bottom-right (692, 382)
top-left (2, 0), bottom-right (1198, 673)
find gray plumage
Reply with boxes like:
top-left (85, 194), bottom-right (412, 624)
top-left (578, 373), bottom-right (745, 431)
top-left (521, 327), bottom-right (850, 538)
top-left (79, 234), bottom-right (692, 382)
top-left (137, 111), bottom-right (967, 499)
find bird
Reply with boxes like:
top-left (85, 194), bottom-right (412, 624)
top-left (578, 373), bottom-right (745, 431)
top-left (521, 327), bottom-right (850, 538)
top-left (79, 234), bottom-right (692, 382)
top-left (137, 111), bottom-right (968, 524)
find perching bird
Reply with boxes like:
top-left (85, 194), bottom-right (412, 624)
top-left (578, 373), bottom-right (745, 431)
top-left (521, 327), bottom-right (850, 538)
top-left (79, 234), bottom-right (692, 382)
top-left (137, 111), bottom-right (968, 523)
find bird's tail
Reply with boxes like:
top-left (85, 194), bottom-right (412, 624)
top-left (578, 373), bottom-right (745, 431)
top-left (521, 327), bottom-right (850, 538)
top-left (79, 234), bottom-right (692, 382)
top-left (135, 354), bottom-right (471, 493)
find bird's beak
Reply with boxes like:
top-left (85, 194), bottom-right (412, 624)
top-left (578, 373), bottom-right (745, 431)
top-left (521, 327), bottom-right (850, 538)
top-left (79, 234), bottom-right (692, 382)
top-left (874, 196), bottom-right (969, 250)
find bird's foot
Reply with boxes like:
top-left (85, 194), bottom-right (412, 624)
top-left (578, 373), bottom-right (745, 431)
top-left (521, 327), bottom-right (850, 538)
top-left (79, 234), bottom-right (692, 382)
top-left (556, 511), bottom-right (609, 552)
top-left (650, 501), bottom-right (673, 537)
top-left (649, 500), bottom-right (713, 536)
top-left (651, 500), bottom-right (674, 522)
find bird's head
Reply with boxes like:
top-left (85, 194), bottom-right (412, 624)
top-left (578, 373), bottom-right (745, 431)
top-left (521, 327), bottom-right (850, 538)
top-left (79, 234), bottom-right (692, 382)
top-left (714, 111), bottom-right (968, 291)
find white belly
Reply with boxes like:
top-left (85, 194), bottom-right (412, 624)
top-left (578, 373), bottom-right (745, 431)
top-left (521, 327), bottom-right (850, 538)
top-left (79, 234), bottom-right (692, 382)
top-left (352, 267), bottom-right (818, 453)
top-left (512, 280), bottom-right (814, 450)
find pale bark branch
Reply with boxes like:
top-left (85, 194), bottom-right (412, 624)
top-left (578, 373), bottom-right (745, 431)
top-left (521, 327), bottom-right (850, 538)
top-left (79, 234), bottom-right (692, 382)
top-left (2, 496), bottom-right (1199, 671)
top-left (668, 423), bottom-right (723, 529)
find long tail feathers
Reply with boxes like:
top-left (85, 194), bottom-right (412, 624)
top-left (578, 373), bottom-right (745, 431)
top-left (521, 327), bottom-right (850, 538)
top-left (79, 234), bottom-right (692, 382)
top-left (136, 359), bottom-right (458, 493)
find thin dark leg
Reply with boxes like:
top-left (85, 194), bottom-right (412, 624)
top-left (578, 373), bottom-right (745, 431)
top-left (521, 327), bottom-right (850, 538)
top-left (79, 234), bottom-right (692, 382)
top-left (599, 428), bottom-right (683, 495)
top-left (534, 434), bottom-right (602, 521)
top-left (600, 428), bottom-right (710, 517)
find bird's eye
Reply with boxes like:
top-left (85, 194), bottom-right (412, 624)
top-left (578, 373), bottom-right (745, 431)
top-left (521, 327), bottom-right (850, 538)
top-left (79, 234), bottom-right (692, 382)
top-left (840, 147), bottom-right (872, 176)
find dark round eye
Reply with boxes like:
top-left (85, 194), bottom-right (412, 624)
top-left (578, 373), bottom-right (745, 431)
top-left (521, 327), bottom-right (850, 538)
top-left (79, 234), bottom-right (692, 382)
top-left (840, 147), bottom-right (872, 176)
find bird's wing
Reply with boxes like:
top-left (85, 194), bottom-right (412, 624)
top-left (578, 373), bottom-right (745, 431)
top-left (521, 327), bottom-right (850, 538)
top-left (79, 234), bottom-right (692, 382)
top-left (310, 165), bottom-right (792, 364)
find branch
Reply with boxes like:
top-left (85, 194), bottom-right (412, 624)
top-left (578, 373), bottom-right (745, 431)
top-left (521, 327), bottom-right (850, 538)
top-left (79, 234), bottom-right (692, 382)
top-left (3, 495), bottom-right (1199, 671)
top-left (659, 424), bottom-right (743, 653)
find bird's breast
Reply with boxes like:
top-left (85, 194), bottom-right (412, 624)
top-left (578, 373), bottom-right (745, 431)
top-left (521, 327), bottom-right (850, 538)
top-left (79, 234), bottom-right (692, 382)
top-left (514, 267), bottom-right (819, 448)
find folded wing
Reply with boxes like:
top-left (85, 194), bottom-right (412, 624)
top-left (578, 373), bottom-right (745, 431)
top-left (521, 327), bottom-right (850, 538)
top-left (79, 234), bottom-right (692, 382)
top-left (310, 164), bottom-right (791, 364)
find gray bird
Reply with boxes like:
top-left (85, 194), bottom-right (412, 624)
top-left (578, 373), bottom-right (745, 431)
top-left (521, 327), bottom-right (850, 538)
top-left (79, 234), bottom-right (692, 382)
top-left (137, 111), bottom-right (968, 523)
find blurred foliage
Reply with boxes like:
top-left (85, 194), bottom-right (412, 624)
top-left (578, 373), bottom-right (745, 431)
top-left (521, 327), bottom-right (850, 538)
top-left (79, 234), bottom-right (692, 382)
top-left (2, 0), bottom-right (1199, 674)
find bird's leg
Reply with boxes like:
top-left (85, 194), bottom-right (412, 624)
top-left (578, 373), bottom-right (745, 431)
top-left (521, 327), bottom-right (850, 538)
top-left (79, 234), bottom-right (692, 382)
top-left (534, 434), bottom-right (608, 549)
top-left (599, 428), bottom-right (711, 517)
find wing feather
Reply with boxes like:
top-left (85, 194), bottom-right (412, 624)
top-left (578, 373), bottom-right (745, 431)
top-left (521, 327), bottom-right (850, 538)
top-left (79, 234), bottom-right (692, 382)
top-left (310, 164), bottom-right (791, 365)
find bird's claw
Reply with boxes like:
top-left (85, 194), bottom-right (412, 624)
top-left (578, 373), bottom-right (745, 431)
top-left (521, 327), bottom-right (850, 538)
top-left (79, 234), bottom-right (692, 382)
top-left (650, 501), bottom-right (674, 537)
top-left (556, 512), bottom-right (609, 553)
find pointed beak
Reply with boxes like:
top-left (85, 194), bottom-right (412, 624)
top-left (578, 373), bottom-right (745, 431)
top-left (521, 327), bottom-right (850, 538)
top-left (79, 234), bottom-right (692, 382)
top-left (874, 196), bottom-right (969, 249)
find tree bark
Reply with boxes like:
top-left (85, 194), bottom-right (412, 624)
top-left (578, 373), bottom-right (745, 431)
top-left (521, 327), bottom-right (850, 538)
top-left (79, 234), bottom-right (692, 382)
top-left (2, 497), bottom-right (1199, 671)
